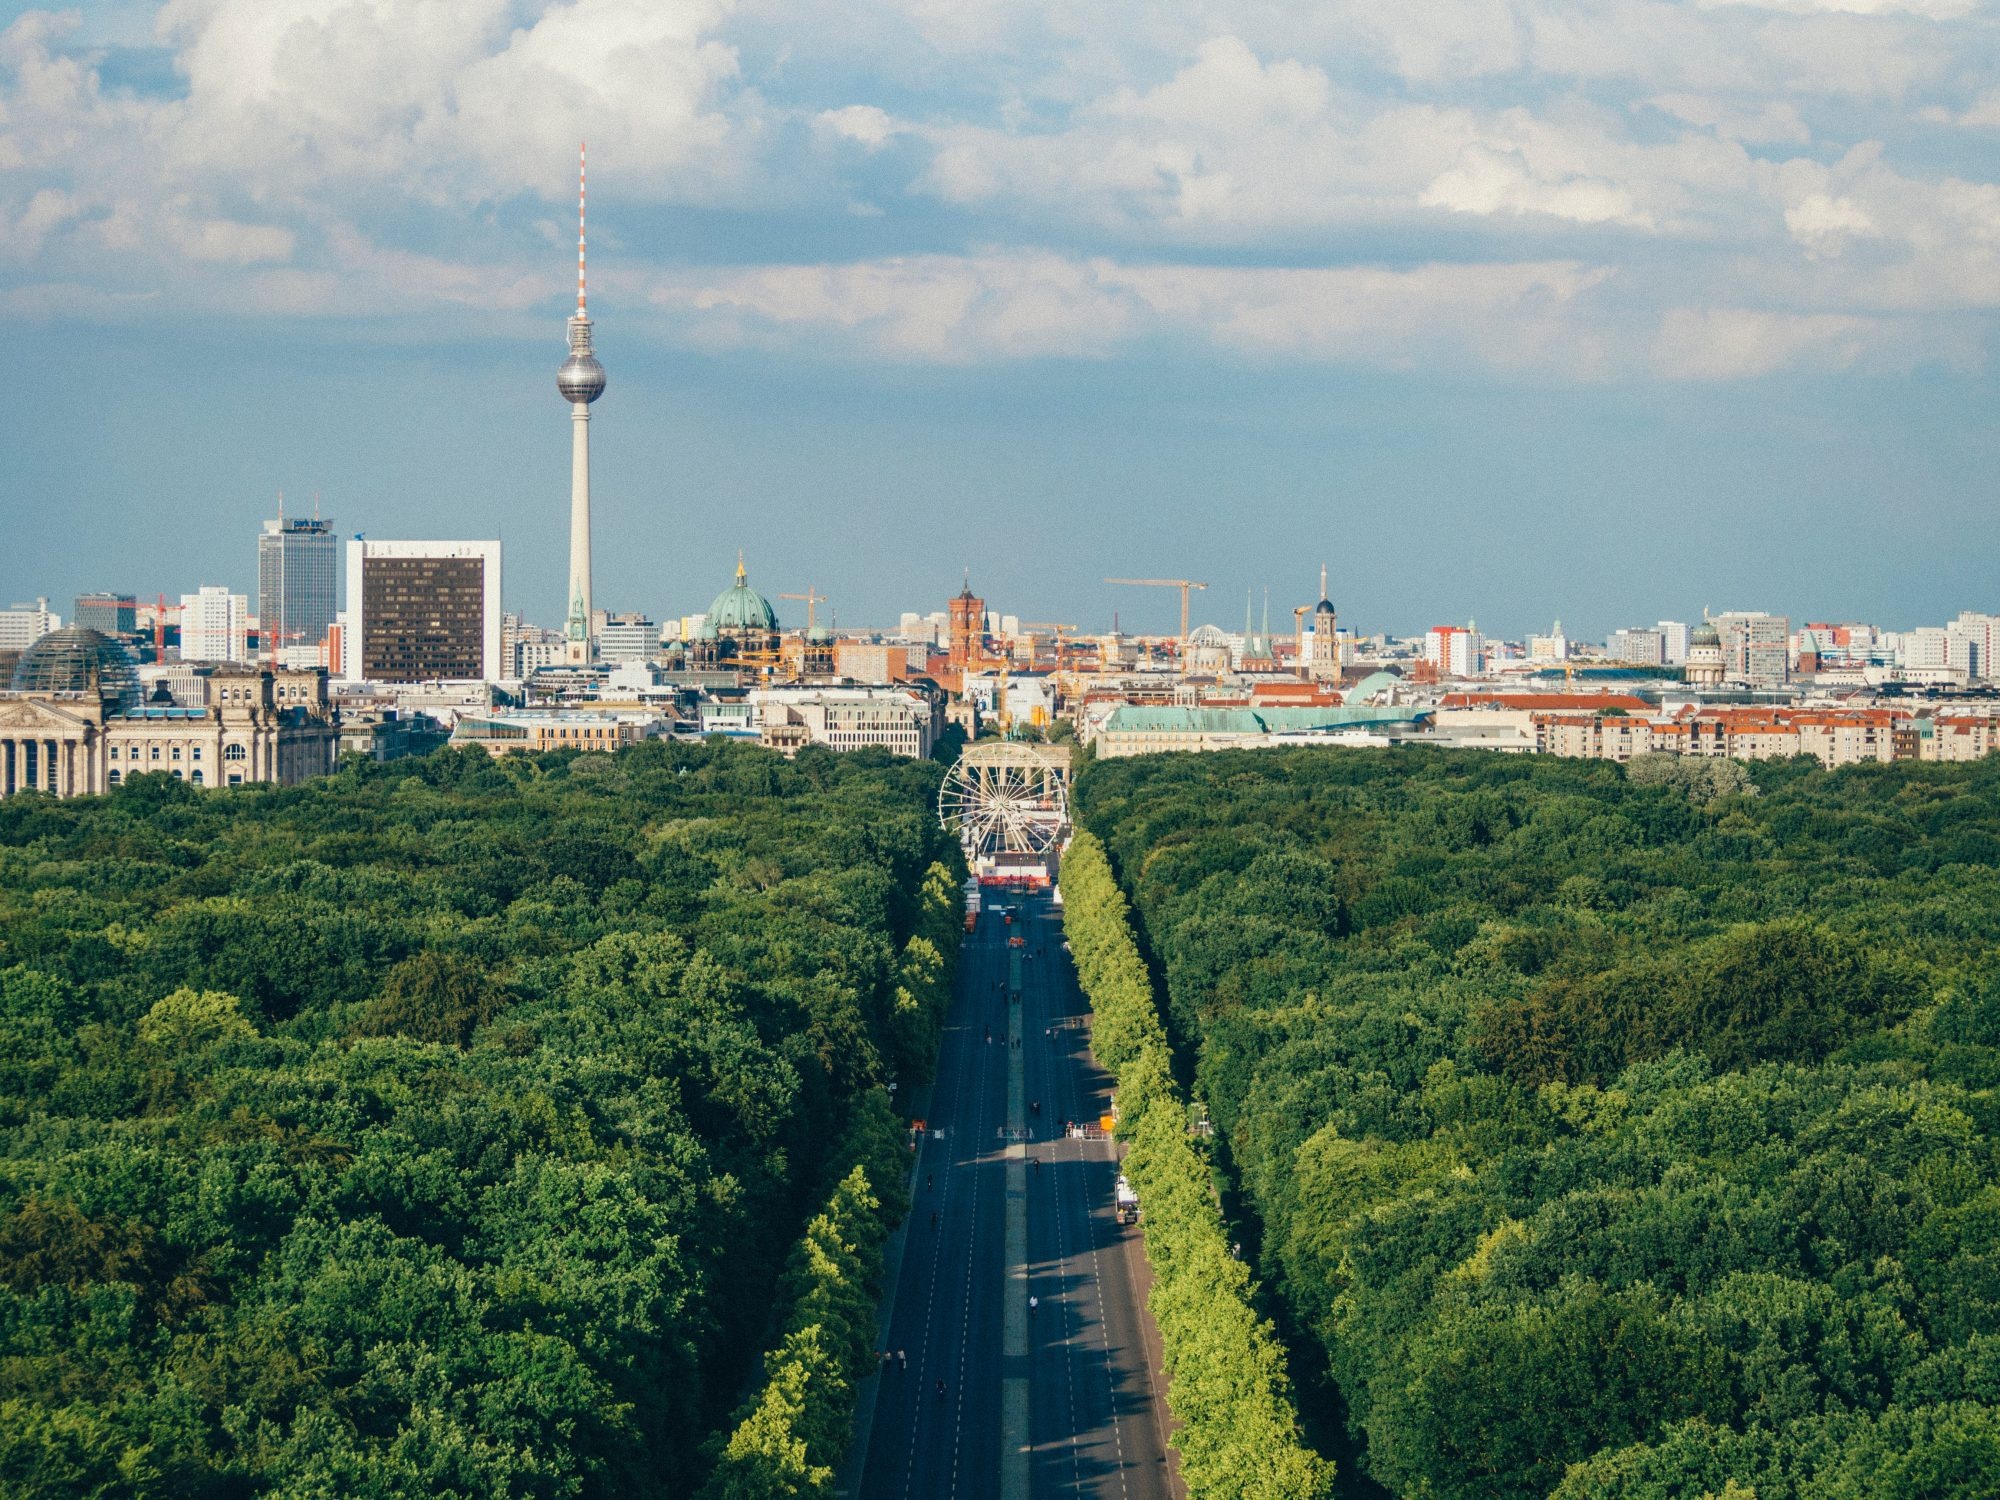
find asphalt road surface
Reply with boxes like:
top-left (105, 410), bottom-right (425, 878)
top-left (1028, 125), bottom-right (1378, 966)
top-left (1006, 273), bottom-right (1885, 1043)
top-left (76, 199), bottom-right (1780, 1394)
top-left (859, 891), bottom-right (1176, 1500)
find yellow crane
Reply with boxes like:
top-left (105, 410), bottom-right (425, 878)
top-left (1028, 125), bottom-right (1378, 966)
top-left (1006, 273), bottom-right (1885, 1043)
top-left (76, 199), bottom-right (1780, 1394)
top-left (1104, 578), bottom-right (1209, 644)
top-left (778, 587), bottom-right (828, 631)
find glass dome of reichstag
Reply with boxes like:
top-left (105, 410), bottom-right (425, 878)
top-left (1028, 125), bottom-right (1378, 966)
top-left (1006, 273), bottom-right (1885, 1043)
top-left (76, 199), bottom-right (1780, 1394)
top-left (9, 627), bottom-right (142, 711)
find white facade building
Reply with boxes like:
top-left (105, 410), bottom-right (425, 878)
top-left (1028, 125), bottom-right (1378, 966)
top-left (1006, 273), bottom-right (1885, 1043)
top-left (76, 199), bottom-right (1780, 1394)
top-left (1607, 628), bottom-right (1665, 666)
top-left (179, 586), bottom-right (248, 663)
top-left (1903, 626), bottom-right (1977, 678)
top-left (1425, 625), bottom-right (1484, 678)
top-left (958, 672), bottom-right (1059, 729)
top-left (1657, 621), bottom-right (1691, 665)
top-left (0, 599), bottom-right (61, 651)
top-left (1714, 611), bottom-right (1790, 686)
top-left (1950, 613), bottom-right (1997, 680)
top-left (597, 615), bottom-right (656, 663)
top-left (750, 687), bottom-right (937, 757)
top-left (1528, 621), bottom-right (1570, 663)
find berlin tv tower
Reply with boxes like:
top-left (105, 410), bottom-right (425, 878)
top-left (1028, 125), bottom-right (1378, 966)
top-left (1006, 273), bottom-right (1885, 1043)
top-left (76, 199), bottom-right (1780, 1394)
top-left (557, 142), bottom-right (607, 663)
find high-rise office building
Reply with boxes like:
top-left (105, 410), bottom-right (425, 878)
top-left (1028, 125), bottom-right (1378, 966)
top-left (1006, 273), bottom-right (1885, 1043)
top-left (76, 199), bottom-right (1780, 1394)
top-left (343, 540), bottom-right (502, 683)
top-left (556, 145), bottom-right (607, 665)
top-left (0, 599), bottom-right (61, 651)
top-left (73, 593), bottom-right (137, 635)
top-left (1607, 627), bottom-right (1665, 666)
top-left (1656, 620), bottom-right (1691, 665)
top-left (179, 586), bottom-right (248, 663)
top-left (1714, 611), bottom-right (1790, 687)
top-left (1426, 623), bottom-right (1483, 678)
top-left (258, 514), bottom-right (339, 657)
top-left (1950, 612), bottom-right (1999, 681)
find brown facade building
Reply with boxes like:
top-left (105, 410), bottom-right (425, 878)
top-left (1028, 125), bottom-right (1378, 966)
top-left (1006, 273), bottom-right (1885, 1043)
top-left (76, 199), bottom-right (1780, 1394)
top-left (360, 555), bottom-right (489, 682)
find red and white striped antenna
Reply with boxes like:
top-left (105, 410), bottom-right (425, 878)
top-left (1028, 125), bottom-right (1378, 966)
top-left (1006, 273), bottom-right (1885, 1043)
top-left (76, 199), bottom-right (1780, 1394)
top-left (577, 140), bottom-right (588, 317)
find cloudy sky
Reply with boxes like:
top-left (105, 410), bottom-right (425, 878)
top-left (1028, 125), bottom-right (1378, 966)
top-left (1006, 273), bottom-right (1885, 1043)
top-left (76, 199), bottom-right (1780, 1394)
top-left (2, 0), bottom-right (1997, 639)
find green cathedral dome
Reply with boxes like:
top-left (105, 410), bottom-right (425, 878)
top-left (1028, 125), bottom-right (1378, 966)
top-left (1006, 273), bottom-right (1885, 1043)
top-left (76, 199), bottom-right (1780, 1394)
top-left (706, 556), bottom-right (778, 635)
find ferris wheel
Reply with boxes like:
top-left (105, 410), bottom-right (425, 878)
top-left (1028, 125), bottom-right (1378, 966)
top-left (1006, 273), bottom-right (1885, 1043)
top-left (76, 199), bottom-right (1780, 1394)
top-left (938, 742), bottom-right (1072, 859)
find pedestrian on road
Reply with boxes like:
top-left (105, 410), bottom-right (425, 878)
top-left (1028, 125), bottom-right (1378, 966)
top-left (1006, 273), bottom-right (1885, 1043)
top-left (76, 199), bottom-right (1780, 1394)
top-left (1032, 1157), bottom-right (1041, 1173)
top-left (936, 1378), bottom-right (946, 1401)
top-left (1029, 1295), bottom-right (1039, 1317)
top-left (930, 1210), bottom-right (939, 1228)
top-left (898, 1350), bottom-right (907, 1370)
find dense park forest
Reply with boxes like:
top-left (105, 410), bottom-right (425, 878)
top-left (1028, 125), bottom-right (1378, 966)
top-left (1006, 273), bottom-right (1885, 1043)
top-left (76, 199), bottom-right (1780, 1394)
top-left (1078, 748), bottom-right (2000, 1500)
top-left (0, 742), bottom-right (961, 1498)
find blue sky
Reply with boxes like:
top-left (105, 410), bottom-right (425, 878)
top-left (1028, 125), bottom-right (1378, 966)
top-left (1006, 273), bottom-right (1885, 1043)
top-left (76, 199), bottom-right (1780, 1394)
top-left (2, 0), bottom-right (1997, 641)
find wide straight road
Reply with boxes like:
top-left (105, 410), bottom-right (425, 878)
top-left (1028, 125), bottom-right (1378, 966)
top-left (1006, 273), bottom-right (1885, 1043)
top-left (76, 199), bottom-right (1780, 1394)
top-left (1020, 893), bottom-right (1177, 1500)
top-left (858, 890), bottom-right (1176, 1499)
top-left (861, 899), bottom-right (1010, 1500)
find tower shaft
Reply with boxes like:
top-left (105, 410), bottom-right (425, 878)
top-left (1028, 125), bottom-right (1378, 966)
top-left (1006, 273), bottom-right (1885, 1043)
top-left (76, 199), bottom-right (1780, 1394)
top-left (567, 401), bottom-right (592, 662)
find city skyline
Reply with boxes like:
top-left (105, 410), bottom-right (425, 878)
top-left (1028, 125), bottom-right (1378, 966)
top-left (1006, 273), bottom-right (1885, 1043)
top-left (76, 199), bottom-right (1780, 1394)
top-left (3, 2), bottom-right (1998, 640)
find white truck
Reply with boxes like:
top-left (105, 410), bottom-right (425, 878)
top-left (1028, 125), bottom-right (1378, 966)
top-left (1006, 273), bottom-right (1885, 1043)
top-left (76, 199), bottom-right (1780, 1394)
top-left (1114, 1174), bottom-right (1140, 1225)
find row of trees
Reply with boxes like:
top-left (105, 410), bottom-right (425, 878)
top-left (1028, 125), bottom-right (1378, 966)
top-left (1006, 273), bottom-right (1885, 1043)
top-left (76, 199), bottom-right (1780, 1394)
top-left (1060, 833), bottom-right (1335, 1500)
top-left (697, 853), bottom-right (962, 1499)
top-left (697, 1090), bottom-right (911, 1499)
top-left (0, 741), bottom-right (961, 1497)
top-left (1078, 747), bottom-right (2000, 1499)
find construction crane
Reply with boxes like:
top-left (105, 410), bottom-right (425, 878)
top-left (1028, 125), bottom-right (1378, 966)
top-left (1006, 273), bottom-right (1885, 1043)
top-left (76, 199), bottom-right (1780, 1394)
top-left (1104, 579), bottom-right (1208, 644)
top-left (779, 587), bottom-right (828, 631)
top-left (1020, 621), bottom-right (1077, 672)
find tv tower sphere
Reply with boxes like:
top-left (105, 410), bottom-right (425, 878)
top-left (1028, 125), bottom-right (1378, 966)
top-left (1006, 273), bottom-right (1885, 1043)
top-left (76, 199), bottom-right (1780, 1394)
top-left (557, 341), bottom-right (606, 404)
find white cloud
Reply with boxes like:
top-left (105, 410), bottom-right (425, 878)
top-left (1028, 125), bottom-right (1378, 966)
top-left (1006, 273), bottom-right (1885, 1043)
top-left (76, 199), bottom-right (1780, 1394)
top-left (1099, 36), bottom-right (1331, 130)
top-left (1649, 93), bottom-right (1812, 144)
top-left (1784, 191), bottom-right (1877, 253)
top-left (0, 187), bottom-right (79, 259)
top-left (0, 1), bottom-right (1997, 384)
top-left (1695, 0), bottom-right (1977, 16)
top-left (1653, 306), bottom-right (1873, 378)
top-left (818, 104), bottom-right (899, 149)
top-left (1422, 142), bottom-right (1654, 227)
top-left (648, 250), bottom-right (1622, 371)
top-left (1921, 90), bottom-right (2000, 127)
top-left (141, 0), bottom-right (751, 203)
top-left (168, 214), bottom-right (295, 265)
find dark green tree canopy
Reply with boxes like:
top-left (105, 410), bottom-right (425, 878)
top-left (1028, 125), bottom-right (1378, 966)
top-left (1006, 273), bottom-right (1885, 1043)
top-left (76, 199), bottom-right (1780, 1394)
top-left (1078, 747), bottom-right (2000, 1500)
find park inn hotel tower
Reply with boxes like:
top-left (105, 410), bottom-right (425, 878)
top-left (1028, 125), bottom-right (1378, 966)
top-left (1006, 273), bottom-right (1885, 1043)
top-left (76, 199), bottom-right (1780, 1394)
top-left (556, 144), bottom-right (607, 664)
